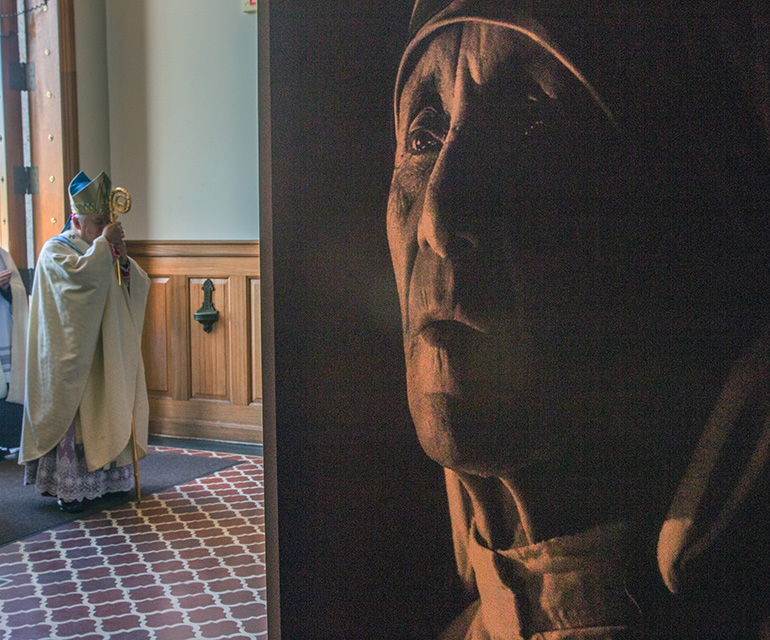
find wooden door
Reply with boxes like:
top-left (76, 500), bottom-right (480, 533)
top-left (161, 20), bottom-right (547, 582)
top-left (0, 0), bottom-right (77, 267)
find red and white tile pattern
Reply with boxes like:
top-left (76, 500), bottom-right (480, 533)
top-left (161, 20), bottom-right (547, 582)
top-left (0, 447), bottom-right (266, 640)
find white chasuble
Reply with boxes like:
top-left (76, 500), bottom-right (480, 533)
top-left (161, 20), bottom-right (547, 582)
top-left (20, 233), bottom-right (150, 471)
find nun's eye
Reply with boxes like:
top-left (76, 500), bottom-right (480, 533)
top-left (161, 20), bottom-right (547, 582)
top-left (407, 129), bottom-right (443, 154)
top-left (405, 107), bottom-right (447, 156)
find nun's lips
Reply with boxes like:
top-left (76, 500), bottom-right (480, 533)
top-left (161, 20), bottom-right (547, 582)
top-left (412, 312), bottom-right (488, 349)
top-left (420, 320), bottom-right (477, 348)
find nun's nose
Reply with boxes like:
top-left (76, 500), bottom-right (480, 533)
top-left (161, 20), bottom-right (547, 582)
top-left (417, 141), bottom-right (481, 259)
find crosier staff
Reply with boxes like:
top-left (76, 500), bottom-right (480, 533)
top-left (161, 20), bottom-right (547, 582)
top-left (109, 187), bottom-right (141, 504)
top-left (109, 187), bottom-right (131, 284)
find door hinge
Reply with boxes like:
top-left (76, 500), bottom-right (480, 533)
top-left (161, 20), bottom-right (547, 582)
top-left (8, 61), bottom-right (34, 92)
top-left (13, 166), bottom-right (38, 195)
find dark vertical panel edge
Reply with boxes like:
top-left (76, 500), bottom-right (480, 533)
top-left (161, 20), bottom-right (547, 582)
top-left (257, 1), bottom-right (280, 638)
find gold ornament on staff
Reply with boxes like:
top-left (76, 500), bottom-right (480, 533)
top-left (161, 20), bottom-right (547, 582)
top-left (110, 186), bottom-right (132, 216)
top-left (108, 186), bottom-right (141, 504)
top-left (109, 187), bottom-right (132, 284)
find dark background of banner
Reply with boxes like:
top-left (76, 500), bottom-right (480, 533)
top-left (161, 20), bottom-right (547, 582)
top-left (262, 3), bottom-right (468, 638)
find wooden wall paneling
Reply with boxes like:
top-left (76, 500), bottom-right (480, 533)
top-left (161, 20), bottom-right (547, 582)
top-left (230, 275), bottom-right (250, 407)
top-left (133, 256), bottom-right (253, 276)
top-left (141, 276), bottom-right (171, 395)
top-left (129, 241), bottom-right (261, 444)
top-left (250, 278), bottom-right (262, 405)
top-left (189, 277), bottom-right (230, 400)
top-left (148, 396), bottom-right (262, 444)
top-left (169, 274), bottom-right (191, 401)
top-left (129, 241), bottom-right (259, 263)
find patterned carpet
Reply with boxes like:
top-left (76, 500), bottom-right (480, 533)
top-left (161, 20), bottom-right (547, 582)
top-left (0, 446), bottom-right (266, 639)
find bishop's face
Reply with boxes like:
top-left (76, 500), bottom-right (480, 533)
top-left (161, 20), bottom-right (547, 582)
top-left (73, 214), bottom-right (110, 245)
top-left (387, 23), bottom-right (695, 476)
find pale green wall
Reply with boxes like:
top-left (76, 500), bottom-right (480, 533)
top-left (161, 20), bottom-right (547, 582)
top-left (74, 0), bottom-right (111, 179)
top-left (75, 0), bottom-right (258, 240)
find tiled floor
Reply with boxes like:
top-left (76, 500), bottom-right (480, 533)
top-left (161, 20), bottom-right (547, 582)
top-left (0, 446), bottom-right (266, 640)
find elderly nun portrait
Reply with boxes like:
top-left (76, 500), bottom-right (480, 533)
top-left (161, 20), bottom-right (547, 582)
top-left (386, 1), bottom-right (770, 638)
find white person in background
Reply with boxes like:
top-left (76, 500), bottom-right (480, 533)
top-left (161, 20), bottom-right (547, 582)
top-left (0, 244), bottom-right (29, 457)
top-left (20, 171), bottom-right (151, 512)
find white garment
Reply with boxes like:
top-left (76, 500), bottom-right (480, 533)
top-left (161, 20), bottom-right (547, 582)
top-left (20, 233), bottom-right (151, 471)
top-left (451, 522), bottom-right (638, 640)
top-left (0, 247), bottom-right (29, 403)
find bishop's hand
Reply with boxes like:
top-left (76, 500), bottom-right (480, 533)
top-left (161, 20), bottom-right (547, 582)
top-left (103, 222), bottom-right (128, 261)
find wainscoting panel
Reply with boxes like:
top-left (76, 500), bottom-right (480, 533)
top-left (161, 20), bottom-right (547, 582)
top-left (143, 277), bottom-right (171, 395)
top-left (129, 241), bottom-right (262, 444)
top-left (189, 277), bottom-right (230, 401)
top-left (250, 278), bottom-right (263, 406)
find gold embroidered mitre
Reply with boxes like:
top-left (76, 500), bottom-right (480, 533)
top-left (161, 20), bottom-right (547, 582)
top-left (68, 171), bottom-right (112, 216)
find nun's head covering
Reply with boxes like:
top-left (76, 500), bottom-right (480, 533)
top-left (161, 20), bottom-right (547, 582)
top-left (394, 0), bottom-right (617, 134)
top-left (394, 0), bottom-right (770, 193)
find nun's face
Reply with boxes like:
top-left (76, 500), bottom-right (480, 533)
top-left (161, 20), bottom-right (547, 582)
top-left (387, 23), bottom-right (710, 476)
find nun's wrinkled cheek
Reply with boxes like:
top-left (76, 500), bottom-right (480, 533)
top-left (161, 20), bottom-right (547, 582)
top-left (386, 166), bottom-right (418, 228)
top-left (386, 164), bottom-right (430, 316)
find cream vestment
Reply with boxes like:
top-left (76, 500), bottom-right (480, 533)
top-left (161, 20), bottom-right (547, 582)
top-left (20, 232), bottom-right (150, 472)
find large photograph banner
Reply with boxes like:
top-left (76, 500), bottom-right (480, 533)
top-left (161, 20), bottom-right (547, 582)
top-left (264, 2), bottom-right (770, 639)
